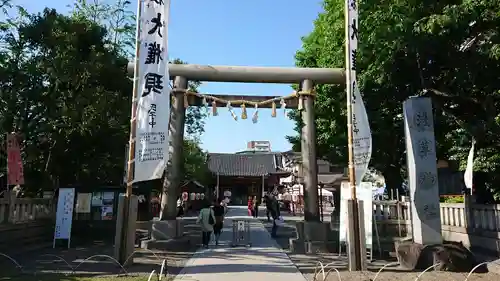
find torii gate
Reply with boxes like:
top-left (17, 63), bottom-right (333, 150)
top-left (126, 63), bottom-right (344, 222)
top-left (117, 0), bottom-right (364, 272)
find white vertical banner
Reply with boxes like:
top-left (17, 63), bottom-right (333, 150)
top-left (464, 139), bottom-right (475, 191)
top-left (134, 0), bottom-right (172, 182)
top-left (345, 0), bottom-right (372, 185)
top-left (53, 188), bottom-right (75, 249)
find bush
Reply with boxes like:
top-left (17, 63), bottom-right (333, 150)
top-left (440, 195), bottom-right (465, 203)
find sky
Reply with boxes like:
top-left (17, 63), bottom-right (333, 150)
top-left (14, 0), bottom-right (324, 153)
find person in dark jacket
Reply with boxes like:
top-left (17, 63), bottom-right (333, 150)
top-left (269, 195), bottom-right (280, 238)
top-left (265, 193), bottom-right (273, 222)
top-left (212, 198), bottom-right (225, 245)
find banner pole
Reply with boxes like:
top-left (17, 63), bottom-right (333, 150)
top-left (345, 0), bottom-right (362, 270)
top-left (118, 0), bottom-right (143, 264)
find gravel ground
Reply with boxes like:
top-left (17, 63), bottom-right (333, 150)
top-left (1, 218), bottom-right (202, 280)
top-left (302, 271), bottom-right (494, 281)
top-left (259, 217), bottom-right (500, 281)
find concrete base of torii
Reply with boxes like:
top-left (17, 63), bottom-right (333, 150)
top-left (289, 221), bottom-right (337, 254)
top-left (140, 219), bottom-right (185, 250)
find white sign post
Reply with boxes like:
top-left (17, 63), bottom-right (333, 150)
top-left (340, 182), bottom-right (373, 249)
top-left (53, 187), bottom-right (75, 249)
top-left (134, 0), bottom-right (172, 183)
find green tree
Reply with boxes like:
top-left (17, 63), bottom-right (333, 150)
top-left (69, 1), bottom-right (208, 138)
top-left (0, 8), bottom-right (132, 193)
top-left (0, 2), bottom-right (209, 205)
top-left (289, 0), bottom-right (500, 194)
top-left (69, 0), bottom-right (135, 57)
top-left (183, 139), bottom-right (209, 183)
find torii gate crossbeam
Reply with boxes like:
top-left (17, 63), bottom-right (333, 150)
top-left (127, 63), bottom-right (345, 84)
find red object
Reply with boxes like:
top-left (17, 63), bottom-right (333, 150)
top-left (7, 133), bottom-right (24, 185)
top-left (247, 199), bottom-right (253, 216)
top-left (182, 192), bottom-right (188, 201)
top-left (151, 202), bottom-right (160, 217)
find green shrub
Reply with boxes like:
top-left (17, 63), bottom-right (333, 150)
top-left (440, 195), bottom-right (465, 203)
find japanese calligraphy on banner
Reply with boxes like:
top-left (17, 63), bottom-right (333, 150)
top-left (345, 0), bottom-right (372, 185)
top-left (134, 0), bottom-right (172, 183)
top-left (6, 133), bottom-right (24, 185)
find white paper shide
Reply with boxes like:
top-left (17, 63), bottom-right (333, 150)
top-left (134, 0), bottom-right (172, 182)
top-left (346, 0), bottom-right (372, 185)
top-left (464, 139), bottom-right (475, 191)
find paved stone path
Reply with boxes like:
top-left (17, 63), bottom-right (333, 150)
top-left (173, 206), bottom-right (307, 281)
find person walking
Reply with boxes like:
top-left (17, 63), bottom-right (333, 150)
top-left (247, 196), bottom-right (254, 216)
top-left (221, 197), bottom-right (229, 215)
top-left (265, 193), bottom-right (273, 221)
top-left (176, 197), bottom-right (184, 217)
top-left (252, 196), bottom-right (259, 218)
top-left (197, 200), bottom-right (216, 248)
top-left (212, 198), bottom-right (225, 245)
top-left (270, 195), bottom-right (281, 238)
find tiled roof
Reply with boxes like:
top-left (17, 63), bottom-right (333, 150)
top-left (208, 153), bottom-right (278, 176)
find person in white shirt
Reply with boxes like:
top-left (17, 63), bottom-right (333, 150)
top-left (176, 197), bottom-right (184, 217)
top-left (221, 198), bottom-right (228, 215)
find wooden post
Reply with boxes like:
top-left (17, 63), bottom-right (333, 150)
top-left (261, 175), bottom-right (265, 202)
top-left (4, 190), bottom-right (16, 223)
top-left (319, 184), bottom-right (324, 222)
top-left (300, 79), bottom-right (319, 222)
top-left (160, 76), bottom-right (188, 220)
top-left (344, 0), bottom-right (363, 268)
top-left (216, 173), bottom-right (220, 200)
top-left (464, 194), bottom-right (474, 229)
top-left (118, 0), bottom-right (142, 264)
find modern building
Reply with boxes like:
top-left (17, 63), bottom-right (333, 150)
top-left (246, 140), bottom-right (271, 152)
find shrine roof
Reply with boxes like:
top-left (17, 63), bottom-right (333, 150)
top-left (207, 153), bottom-right (279, 176)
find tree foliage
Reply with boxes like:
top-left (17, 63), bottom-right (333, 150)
top-left (183, 139), bottom-right (209, 183)
top-left (0, 2), bottom-right (208, 196)
top-left (0, 8), bottom-right (132, 191)
top-left (69, 0), bottom-right (136, 58)
top-left (290, 0), bottom-right (500, 196)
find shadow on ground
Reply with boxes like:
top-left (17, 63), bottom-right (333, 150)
top-left (258, 214), bottom-right (499, 281)
top-left (0, 272), bottom-right (166, 281)
top-left (0, 219), bottom-right (203, 281)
